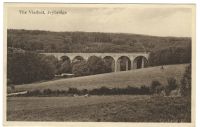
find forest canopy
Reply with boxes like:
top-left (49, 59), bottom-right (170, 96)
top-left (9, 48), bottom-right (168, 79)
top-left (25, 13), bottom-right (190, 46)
top-left (7, 29), bottom-right (191, 53)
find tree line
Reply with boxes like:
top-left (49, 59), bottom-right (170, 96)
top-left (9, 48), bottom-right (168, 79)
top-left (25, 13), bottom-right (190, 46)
top-left (7, 52), bottom-right (55, 85)
top-left (8, 29), bottom-right (191, 53)
top-left (7, 46), bottom-right (191, 85)
top-left (148, 45), bottom-right (191, 66)
top-left (7, 50), bottom-right (118, 85)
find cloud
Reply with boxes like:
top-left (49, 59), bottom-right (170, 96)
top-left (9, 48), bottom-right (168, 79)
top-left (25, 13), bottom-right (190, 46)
top-left (7, 6), bottom-right (193, 37)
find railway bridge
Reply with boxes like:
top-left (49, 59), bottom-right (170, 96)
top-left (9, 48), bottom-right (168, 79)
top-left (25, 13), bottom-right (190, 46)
top-left (42, 52), bottom-right (149, 72)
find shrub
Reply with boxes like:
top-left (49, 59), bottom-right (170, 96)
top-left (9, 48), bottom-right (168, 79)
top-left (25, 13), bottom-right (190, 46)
top-left (43, 89), bottom-right (53, 95)
top-left (16, 85), bottom-right (153, 97)
top-left (126, 86), bottom-right (140, 95)
top-left (68, 87), bottom-right (80, 95)
top-left (165, 77), bottom-right (177, 96)
top-left (90, 86), bottom-right (111, 95)
top-left (180, 64), bottom-right (191, 96)
top-left (10, 85), bottom-right (15, 91)
top-left (150, 80), bottom-right (162, 94)
top-left (89, 86), bottom-right (151, 95)
top-left (81, 89), bottom-right (89, 95)
top-left (27, 89), bottom-right (41, 96)
top-left (140, 85), bottom-right (151, 95)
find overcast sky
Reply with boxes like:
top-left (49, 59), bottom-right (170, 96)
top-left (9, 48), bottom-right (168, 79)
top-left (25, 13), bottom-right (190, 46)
top-left (7, 5), bottom-right (193, 37)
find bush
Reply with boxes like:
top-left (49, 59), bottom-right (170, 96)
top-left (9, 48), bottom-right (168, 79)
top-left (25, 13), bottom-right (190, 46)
top-left (9, 85), bottom-right (15, 91)
top-left (180, 64), bottom-right (191, 96)
top-left (89, 86), bottom-right (151, 95)
top-left (43, 89), bottom-right (53, 95)
top-left (68, 87), bottom-right (80, 95)
top-left (90, 86), bottom-right (111, 95)
top-left (19, 85), bottom-right (152, 97)
top-left (165, 77), bottom-right (177, 96)
top-left (140, 85), bottom-right (151, 95)
top-left (27, 90), bottom-right (41, 96)
top-left (81, 89), bottom-right (89, 95)
top-left (150, 80), bottom-right (162, 94)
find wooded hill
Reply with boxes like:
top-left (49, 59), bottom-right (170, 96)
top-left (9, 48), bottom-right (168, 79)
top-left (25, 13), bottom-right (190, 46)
top-left (7, 29), bottom-right (191, 53)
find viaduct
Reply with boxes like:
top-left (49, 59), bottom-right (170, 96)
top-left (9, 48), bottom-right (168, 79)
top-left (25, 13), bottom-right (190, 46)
top-left (42, 52), bottom-right (149, 72)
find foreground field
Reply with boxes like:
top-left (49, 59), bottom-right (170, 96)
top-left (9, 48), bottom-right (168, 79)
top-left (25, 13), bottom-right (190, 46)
top-left (9, 64), bottom-right (188, 93)
top-left (7, 95), bottom-right (191, 122)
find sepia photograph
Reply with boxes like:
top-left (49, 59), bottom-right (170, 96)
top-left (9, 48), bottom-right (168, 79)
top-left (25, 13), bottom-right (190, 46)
top-left (3, 3), bottom-right (195, 126)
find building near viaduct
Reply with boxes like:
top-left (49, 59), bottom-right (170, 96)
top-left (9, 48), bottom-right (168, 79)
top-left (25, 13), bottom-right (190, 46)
top-left (42, 52), bottom-right (149, 72)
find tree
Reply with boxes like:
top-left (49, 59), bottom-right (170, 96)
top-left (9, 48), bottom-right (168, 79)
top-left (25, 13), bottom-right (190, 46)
top-left (39, 55), bottom-right (57, 80)
top-left (60, 60), bottom-right (71, 73)
top-left (8, 29), bottom-right (191, 54)
top-left (149, 46), bottom-right (191, 66)
top-left (7, 52), bottom-right (56, 85)
top-left (104, 57), bottom-right (114, 72)
top-left (62, 37), bottom-right (72, 52)
top-left (180, 64), bottom-right (191, 96)
top-left (87, 56), bottom-right (107, 75)
top-left (72, 61), bottom-right (90, 76)
top-left (41, 55), bottom-right (58, 67)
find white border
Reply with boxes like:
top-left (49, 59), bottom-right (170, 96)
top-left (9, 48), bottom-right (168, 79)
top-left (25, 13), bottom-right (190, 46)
top-left (1, 1), bottom-right (199, 127)
top-left (1, 0), bottom-right (198, 3)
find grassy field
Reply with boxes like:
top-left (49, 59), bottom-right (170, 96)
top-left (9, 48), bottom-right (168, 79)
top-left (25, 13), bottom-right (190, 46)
top-left (9, 64), bottom-right (188, 93)
top-left (7, 95), bottom-right (191, 122)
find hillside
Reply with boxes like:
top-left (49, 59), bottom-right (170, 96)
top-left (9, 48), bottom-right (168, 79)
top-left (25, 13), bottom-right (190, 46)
top-left (10, 64), bottom-right (189, 93)
top-left (7, 29), bottom-right (191, 53)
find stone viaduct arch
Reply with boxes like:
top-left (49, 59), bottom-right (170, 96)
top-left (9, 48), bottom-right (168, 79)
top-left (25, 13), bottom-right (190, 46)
top-left (117, 56), bottom-right (131, 71)
top-left (72, 56), bottom-right (85, 63)
top-left (103, 56), bottom-right (115, 72)
top-left (60, 55), bottom-right (71, 62)
top-left (41, 53), bottom-right (149, 72)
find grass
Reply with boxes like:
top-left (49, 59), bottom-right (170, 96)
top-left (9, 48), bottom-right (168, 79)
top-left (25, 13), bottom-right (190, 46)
top-left (7, 95), bottom-right (191, 122)
top-left (6, 64), bottom-right (191, 122)
top-left (8, 64), bottom-right (188, 93)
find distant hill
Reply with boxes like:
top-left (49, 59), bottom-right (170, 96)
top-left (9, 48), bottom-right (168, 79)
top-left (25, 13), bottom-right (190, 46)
top-left (7, 29), bottom-right (191, 53)
top-left (9, 64), bottom-right (188, 93)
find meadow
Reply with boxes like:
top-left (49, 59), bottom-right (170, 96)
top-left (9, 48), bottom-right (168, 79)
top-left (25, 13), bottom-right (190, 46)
top-left (8, 64), bottom-right (188, 93)
top-left (7, 95), bottom-right (191, 122)
top-left (6, 64), bottom-right (191, 122)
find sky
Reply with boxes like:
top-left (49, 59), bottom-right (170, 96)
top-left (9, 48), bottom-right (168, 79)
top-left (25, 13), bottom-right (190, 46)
top-left (6, 5), bottom-right (194, 37)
